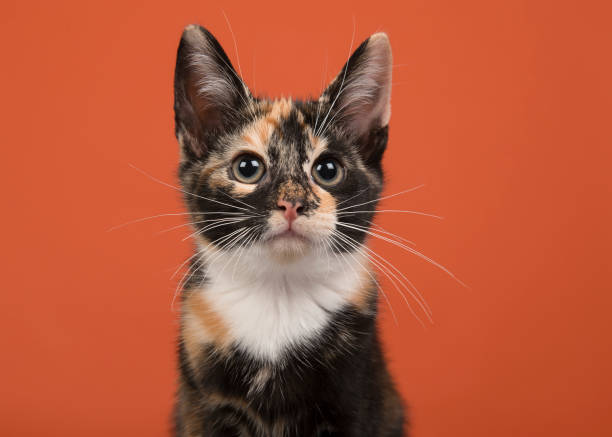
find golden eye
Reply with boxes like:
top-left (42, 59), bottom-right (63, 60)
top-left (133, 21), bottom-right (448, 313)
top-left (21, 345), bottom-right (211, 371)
top-left (312, 157), bottom-right (344, 187)
top-left (231, 154), bottom-right (265, 184)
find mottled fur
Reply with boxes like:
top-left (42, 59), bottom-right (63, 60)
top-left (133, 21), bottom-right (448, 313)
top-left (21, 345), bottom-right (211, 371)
top-left (172, 25), bottom-right (405, 436)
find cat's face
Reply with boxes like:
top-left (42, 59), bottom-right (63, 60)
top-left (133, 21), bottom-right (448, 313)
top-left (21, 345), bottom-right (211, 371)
top-left (174, 26), bottom-right (392, 262)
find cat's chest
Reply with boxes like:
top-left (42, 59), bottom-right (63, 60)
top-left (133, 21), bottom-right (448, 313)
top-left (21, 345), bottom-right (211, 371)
top-left (183, 248), bottom-right (372, 362)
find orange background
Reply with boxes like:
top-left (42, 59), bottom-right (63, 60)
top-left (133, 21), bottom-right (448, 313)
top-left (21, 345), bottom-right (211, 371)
top-left (1, 1), bottom-right (611, 436)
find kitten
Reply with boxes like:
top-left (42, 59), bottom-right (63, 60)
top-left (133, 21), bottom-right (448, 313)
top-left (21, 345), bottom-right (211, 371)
top-left (173, 25), bottom-right (405, 437)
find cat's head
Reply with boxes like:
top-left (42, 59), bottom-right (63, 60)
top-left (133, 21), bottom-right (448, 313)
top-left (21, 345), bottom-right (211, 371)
top-left (173, 25), bottom-right (392, 263)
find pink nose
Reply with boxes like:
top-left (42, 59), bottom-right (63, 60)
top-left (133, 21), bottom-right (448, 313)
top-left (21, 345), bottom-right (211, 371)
top-left (277, 200), bottom-right (303, 225)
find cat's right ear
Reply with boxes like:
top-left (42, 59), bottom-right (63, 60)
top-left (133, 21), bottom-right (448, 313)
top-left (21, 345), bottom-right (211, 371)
top-left (174, 25), bottom-right (251, 160)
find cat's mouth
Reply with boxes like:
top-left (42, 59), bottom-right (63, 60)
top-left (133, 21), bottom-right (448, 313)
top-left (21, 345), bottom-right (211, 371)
top-left (265, 229), bottom-right (310, 243)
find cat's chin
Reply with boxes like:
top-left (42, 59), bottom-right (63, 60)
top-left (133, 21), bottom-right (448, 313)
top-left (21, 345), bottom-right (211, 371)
top-left (264, 230), bottom-right (312, 261)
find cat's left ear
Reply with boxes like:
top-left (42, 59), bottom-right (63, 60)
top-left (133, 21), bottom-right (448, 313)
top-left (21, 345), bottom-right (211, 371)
top-left (320, 33), bottom-right (392, 167)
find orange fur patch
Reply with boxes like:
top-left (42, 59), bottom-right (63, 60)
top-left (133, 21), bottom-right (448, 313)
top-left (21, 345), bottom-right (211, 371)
top-left (231, 183), bottom-right (256, 196)
top-left (199, 158), bottom-right (227, 189)
top-left (350, 271), bottom-right (376, 313)
top-left (308, 129), bottom-right (326, 152)
top-left (262, 98), bottom-right (293, 129)
top-left (182, 289), bottom-right (231, 359)
top-left (312, 183), bottom-right (336, 215)
top-left (242, 117), bottom-right (273, 155)
top-left (278, 180), bottom-right (306, 202)
top-left (270, 98), bottom-right (292, 119)
top-left (315, 185), bottom-right (336, 214)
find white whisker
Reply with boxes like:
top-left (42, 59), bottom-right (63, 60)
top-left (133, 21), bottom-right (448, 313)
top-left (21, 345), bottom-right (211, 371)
top-left (333, 228), bottom-right (432, 320)
top-left (107, 212), bottom-right (195, 232)
top-left (231, 226), bottom-right (261, 281)
top-left (315, 18), bottom-right (356, 137)
top-left (337, 221), bottom-right (415, 247)
top-left (335, 184), bottom-right (426, 212)
top-left (171, 227), bottom-right (247, 310)
top-left (221, 10), bottom-right (243, 81)
top-left (215, 186), bottom-right (259, 211)
top-left (129, 164), bottom-right (255, 213)
top-left (181, 217), bottom-right (248, 242)
top-left (216, 227), bottom-right (258, 279)
top-left (337, 222), bottom-right (464, 287)
top-left (329, 232), bottom-right (400, 325)
top-left (313, 50), bottom-right (329, 134)
top-left (170, 250), bottom-right (202, 281)
top-left (335, 187), bottom-right (370, 207)
top-left (157, 216), bottom-right (256, 235)
top-left (337, 209), bottom-right (444, 219)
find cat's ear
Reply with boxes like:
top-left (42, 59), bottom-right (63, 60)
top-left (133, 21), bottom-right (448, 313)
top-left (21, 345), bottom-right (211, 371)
top-left (320, 33), bottom-right (392, 166)
top-left (174, 25), bottom-right (251, 160)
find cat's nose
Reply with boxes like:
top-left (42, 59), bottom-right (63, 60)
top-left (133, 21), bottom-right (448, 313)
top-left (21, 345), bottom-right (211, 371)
top-left (277, 199), bottom-right (304, 225)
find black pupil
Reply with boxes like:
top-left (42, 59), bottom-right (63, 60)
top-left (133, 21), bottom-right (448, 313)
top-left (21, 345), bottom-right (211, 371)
top-left (238, 157), bottom-right (260, 178)
top-left (316, 160), bottom-right (337, 181)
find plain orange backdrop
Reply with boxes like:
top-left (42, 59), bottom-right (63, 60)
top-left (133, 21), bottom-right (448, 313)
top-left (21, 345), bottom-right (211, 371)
top-left (1, 0), bottom-right (611, 436)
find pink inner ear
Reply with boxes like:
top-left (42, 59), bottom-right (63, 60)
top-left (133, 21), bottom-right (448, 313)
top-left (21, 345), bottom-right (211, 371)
top-left (186, 51), bottom-right (238, 130)
top-left (175, 25), bottom-right (251, 158)
top-left (330, 33), bottom-right (393, 138)
top-left (187, 73), bottom-right (223, 129)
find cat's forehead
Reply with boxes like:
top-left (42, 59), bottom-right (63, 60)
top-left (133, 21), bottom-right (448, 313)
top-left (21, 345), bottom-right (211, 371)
top-left (230, 98), bottom-right (329, 165)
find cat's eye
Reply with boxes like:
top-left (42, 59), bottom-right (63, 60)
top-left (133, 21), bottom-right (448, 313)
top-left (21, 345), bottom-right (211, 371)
top-left (312, 158), bottom-right (344, 187)
top-left (231, 154), bottom-right (265, 184)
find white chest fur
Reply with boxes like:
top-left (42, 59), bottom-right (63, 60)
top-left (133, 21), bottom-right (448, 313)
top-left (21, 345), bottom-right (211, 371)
top-left (194, 245), bottom-right (369, 362)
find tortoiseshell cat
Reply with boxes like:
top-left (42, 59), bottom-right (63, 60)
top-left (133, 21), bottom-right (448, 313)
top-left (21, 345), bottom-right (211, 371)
top-left (173, 25), bottom-right (405, 436)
